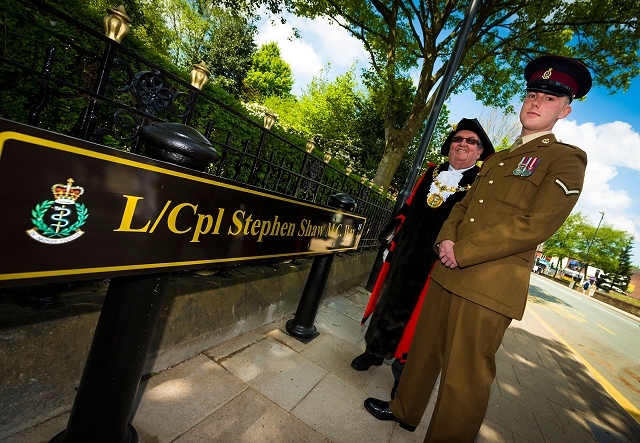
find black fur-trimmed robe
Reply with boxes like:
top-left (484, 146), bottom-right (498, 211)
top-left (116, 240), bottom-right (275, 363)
top-left (362, 162), bottom-right (480, 360)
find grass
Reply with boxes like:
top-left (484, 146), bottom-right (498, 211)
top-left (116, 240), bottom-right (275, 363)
top-left (600, 291), bottom-right (640, 308)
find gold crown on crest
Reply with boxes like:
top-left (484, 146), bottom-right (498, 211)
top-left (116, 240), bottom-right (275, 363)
top-left (51, 178), bottom-right (84, 204)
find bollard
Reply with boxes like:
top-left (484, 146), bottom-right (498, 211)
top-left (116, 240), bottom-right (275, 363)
top-left (286, 193), bottom-right (357, 341)
top-left (49, 274), bottom-right (170, 443)
top-left (50, 123), bottom-right (218, 443)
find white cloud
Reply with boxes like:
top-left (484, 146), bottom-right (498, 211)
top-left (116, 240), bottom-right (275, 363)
top-left (256, 13), bottom-right (368, 94)
top-left (555, 119), bottom-right (640, 259)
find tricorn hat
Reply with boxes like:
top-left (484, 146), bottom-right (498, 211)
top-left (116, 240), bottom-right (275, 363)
top-left (440, 118), bottom-right (494, 161)
top-left (524, 55), bottom-right (592, 101)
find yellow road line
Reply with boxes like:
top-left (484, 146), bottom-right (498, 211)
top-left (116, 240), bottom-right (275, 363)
top-left (596, 323), bottom-right (616, 335)
top-left (529, 307), bottom-right (640, 424)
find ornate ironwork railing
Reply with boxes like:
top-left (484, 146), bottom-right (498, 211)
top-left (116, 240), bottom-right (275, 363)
top-left (0, 0), bottom-right (394, 251)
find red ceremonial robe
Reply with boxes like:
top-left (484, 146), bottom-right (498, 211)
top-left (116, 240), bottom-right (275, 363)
top-left (361, 162), bottom-right (480, 361)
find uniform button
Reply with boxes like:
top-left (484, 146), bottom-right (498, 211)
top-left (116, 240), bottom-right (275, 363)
top-left (488, 180), bottom-right (494, 184)
top-left (470, 218), bottom-right (475, 222)
top-left (499, 162), bottom-right (504, 166)
top-left (479, 199), bottom-right (484, 203)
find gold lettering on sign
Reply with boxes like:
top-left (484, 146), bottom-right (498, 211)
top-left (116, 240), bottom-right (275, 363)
top-left (114, 195), bottom-right (151, 232)
top-left (212, 208), bottom-right (224, 234)
top-left (228, 210), bottom-right (245, 236)
top-left (191, 214), bottom-right (213, 242)
top-left (327, 223), bottom-right (342, 237)
top-left (191, 208), bottom-right (225, 242)
top-left (298, 219), bottom-right (325, 237)
top-left (167, 203), bottom-right (197, 234)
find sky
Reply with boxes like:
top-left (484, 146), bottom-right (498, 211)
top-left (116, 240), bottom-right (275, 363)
top-left (255, 13), bottom-right (640, 267)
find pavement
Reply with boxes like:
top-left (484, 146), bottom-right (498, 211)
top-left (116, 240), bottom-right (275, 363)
top-left (4, 282), bottom-right (640, 443)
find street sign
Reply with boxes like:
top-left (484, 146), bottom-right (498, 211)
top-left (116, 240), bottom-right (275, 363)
top-left (0, 119), bottom-right (365, 287)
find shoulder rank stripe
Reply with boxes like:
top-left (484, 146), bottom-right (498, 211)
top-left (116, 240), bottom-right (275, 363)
top-left (555, 178), bottom-right (580, 195)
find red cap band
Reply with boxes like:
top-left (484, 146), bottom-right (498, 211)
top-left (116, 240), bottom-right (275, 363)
top-left (529, 69), bottom-right (579, 97)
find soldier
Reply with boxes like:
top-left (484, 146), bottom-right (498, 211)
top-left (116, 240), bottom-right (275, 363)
top-left (363, 54), bottom-right (592, 442)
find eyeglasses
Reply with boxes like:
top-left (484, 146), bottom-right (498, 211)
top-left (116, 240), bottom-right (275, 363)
top-left (451, 136), bottom-right (481, 145)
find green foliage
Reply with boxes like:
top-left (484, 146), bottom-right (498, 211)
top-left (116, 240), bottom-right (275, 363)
top-left (0, 0), bottom-right (262, 139)
top-left (610, 241), bottom-right (634, 292)
top-left (542, 213), bottom-right (588, 272)
top-left (243, 42), bottom-right (294, 100)
top-left (157, 0), bottom-right (257, 95)
top-left (543, 212), bottom-right (635, 278)
top-left (285, 0), bottom-right (640, 188)
top-left (260, 67), bottom-right (450, 191)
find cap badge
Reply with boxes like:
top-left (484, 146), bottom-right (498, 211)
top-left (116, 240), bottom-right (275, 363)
top-left (542, 138), bottom-right (549, 144)
top-left (542, 68), bottom-right (553, 79)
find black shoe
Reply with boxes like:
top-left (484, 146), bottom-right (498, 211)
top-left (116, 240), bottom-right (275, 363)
top-left (351, 352), bottom-right (384, 371)
top-left (363, 398), bottom-right (416, 431)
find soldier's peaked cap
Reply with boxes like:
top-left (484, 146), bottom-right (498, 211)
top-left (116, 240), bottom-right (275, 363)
top-left (524, 55), bottom-right (592, 100)
top-left (441, 118), bottom-right (494, 161)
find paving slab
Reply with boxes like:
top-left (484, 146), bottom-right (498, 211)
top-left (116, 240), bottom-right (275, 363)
top-left (173, 388), bottom-right (331, 443)
top-left (132, 355), bottom-right (247, 443)
top-left (216, 337), bottom-right (328, 412)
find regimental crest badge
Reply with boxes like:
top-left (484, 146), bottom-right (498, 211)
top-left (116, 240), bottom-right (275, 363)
top-left (26, 178), bottom-right (89, 244)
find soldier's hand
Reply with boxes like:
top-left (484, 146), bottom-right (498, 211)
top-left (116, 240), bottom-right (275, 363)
top-left (438, 240), bottom-right (458, 269)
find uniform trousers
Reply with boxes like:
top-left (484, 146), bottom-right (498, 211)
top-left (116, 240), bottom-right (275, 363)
top-left (389, 280), bottom-right (511, 442)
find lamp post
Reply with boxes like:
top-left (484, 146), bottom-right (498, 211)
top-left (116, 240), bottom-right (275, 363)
top-left (582, 211), bottom-right (605, 283)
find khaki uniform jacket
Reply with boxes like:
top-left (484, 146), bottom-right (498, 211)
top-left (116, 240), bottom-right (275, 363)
top-left (431, 134), bottom-right (587, 320)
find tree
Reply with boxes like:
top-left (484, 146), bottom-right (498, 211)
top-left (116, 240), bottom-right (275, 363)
top-left (542, 212), bottom-right (588, 276)
top-left (611, 240), bottom-right (634, 292)
top-left (198, 8), bottom-right (257, 95)
top-left (286, 0), bottom-right (640, 188)
top-left (243, 42), bottom-right (294, 100)
top-left (261, 66), bottom-right (449, 189)
top-left (477, 108), bottom-right (521, 152)
top-left (578, 224), bottom-right (631, 275)
top-left (160, 0), bottom-right (257, 95)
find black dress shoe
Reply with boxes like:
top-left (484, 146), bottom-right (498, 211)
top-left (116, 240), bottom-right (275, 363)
top-left (350, 352), bottom-right (384, 371)
top-left (363, 397), bottom-right (416, 432)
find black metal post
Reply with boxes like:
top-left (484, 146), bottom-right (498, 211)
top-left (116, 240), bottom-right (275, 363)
top-left (76, 42), bottom-right (117, 140)
top-left (50, 123), bottom-right (219, 443)
top-left (49, 274), bottom-right (170, 443)
top-left (286, 193), bottom-right (357, 341)
top-left (249, 128), bottom-right (268, 182)
top-left (365, 0), bottom-right (482, 289)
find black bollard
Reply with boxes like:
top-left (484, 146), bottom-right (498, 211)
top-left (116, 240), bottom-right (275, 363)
top-left (50, 123), bottom-right (218, 443)
top-left (286, 193), bottom-right (356, 341)
top-left (50, 274), bottom-right (170, 443)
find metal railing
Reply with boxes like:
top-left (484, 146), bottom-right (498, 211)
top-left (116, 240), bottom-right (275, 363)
top-left (0, 0), bottom-right (393, 251)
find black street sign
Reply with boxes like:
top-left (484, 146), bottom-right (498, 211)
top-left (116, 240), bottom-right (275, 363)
top-left (0, 119), bottom-right (365, 287)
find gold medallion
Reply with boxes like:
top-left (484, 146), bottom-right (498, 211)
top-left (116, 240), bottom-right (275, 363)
top-left (427, 193), bottom-right (444, 208)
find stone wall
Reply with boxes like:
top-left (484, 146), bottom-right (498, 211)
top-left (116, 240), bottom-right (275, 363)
top-left (0, 250), bottom-right (376, 438)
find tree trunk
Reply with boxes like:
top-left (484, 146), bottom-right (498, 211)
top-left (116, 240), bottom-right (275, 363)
top-left (372, 143), bottom-right (405, 190)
